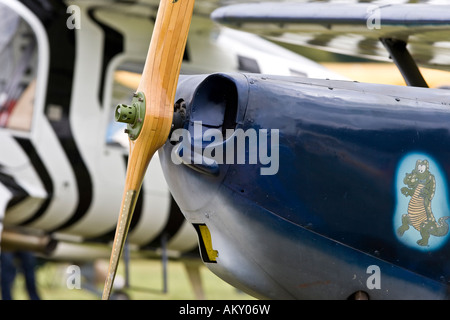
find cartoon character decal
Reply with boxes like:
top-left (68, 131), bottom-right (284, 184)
top-left (394, 154), bottom-right (450, 250)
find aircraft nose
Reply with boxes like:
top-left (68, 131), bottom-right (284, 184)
top-left (160, 73), bottom-right (250, 211)
top-left (166, 73), bottom-right (251, 174)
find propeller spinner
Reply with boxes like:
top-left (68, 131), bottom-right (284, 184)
top-left (102, 0), bottom-right (195, 300)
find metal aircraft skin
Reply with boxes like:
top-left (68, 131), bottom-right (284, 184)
top-left (0, 0), bottom-right (341, 274)
top-left (156, 0), bottom-right (450, 299)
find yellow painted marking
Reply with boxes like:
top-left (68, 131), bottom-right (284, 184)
top-left (198, 225), bottom-right (218, 262)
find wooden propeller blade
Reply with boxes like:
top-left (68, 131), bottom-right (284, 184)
top-left (102, 0), bottom-right (195, 300)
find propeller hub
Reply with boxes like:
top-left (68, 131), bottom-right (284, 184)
top-left (115, 104), bottom-right (137, 124)
top-left (114, 91), bottom-right (146, 140)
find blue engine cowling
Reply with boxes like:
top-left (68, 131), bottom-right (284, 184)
top-left (160, 72), bottom-right (450, 299)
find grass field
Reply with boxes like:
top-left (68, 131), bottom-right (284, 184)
top-left (9, 258), bottom-right (255, 300)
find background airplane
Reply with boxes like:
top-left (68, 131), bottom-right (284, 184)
top-left (0, 0), bottom-right (345, 298)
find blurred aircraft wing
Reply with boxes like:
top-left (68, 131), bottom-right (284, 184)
top-left (212, 2), bottom-right (450, 71)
